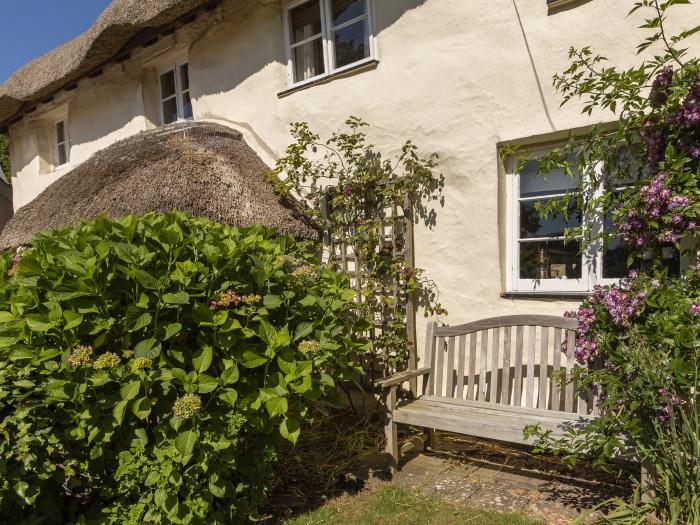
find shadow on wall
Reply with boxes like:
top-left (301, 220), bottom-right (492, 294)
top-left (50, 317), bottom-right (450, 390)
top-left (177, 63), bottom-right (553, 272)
top-left (0, 181), bottom-right (13, 234)
top-left (189, 0), bottom-right (429, 101)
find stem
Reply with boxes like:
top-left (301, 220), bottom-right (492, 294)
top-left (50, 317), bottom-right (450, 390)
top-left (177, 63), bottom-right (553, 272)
top-left (653, 0), bottom-right (685, 69)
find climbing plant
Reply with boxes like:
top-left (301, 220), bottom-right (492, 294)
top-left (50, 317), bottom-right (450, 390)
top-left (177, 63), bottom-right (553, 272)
top-left (270, 117), bottom-right (446, 378)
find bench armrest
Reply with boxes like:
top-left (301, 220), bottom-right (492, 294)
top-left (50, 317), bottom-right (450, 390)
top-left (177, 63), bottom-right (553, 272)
top-left (376, 367), bottom-right (431, 388)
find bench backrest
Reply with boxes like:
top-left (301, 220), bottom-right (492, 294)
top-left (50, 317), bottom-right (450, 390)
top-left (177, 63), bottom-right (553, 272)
top-left (424, 315), bottom-right (596, 416)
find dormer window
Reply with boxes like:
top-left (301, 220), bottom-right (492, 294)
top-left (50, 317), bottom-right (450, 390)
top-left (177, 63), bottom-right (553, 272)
top-left (54, 119), bottom-right (69, 167)
top-left (159, 63), bottom-right (192, 125)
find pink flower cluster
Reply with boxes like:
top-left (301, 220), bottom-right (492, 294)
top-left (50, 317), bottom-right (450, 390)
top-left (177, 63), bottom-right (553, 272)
top-left (210, 289), bottom-right (242, 309)
top-left (617, 171), bottom-right (695, 248)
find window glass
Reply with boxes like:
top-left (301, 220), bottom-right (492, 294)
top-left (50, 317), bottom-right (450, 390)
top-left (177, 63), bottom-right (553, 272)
top-left (160, 70), bottom-right (176, 99)
top-left (180, 64), bottom-right (190, 91)
top-left (56, 121), bottom-right (65, 144)
top-left (55, 121), bottom-right (68, 166)
top-left (290, 0), bottom-right (322, 43)
top-left (162, 98), bottom-right (178, 125)
top-left (520, 198), bottom-right (580, 239)
top-left (519, 240), bottom-right (582, 280)
top-left (182, 92), bottom-right (193, 120)
top-left (519, 159), bottom-right (579, 198)
top-left (332, 0), bottom-right (366, 26)
top-left (293, 38), bottom-right (325, 82)
top-left (334, 19), bottom-right (368, 68)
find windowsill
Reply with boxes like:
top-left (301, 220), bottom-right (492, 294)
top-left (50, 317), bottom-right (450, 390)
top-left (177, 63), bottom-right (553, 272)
top-left (501, 291), bottom-right (588, 300)
top-left (277, 59), bottom-right (379, 98)
top-left (48, 164), bottom-right (73, 175)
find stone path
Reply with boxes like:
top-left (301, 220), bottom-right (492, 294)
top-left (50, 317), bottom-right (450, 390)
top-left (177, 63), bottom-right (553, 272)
top-left (351, 432), bottom-right (633, 524)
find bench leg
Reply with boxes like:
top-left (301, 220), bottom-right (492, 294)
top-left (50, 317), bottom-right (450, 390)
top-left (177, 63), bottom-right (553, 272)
top-left (640, 460), bottom-right (655, 503)
top-left (423, 428), bottom-right (434, 451)
top-left (383, 386), bottom-right (399, 473)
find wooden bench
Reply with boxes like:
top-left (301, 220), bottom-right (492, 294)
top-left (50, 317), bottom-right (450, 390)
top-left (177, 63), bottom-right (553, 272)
top-left (379, 315), bottom-right (599, 470)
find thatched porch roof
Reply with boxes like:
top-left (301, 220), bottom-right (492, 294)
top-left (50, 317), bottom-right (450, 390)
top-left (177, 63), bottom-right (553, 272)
top-left (0, 122), bottom-right (320, 249)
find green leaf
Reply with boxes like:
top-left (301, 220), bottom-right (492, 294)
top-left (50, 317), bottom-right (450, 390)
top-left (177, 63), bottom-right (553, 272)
top-left (193, 346), bottom-right (213, 373)
top-left (197, 374), bottom-right (219, 394)
top-left (219, 389), bottom-right (238, 406)
top-left (134, 269), bottom-right (160, 290)
top-left (159, 322), bottom-right (182, 342)
top-left (125, 306), bottom-right (152, 332)
top-left (163, 291), bottom-right (190, 305)
top-left (63, 311), bottom-right (84, 330)
top-left (120, 380), bottom-right (141, 401)
top-left (134, 338), bottom-right (161, 359)
top-left (25, 314), bottom-right (54, 332)
top-left (0, 311), bottom-right (15, 323)
top-left (265, 396), bottom-right (288, 417)
top-left (9, 347), bottom-right (35, 360)
top-left (175, 429), bottom-right (198, 459)
top-left (240, 350), bottom-right (268, 368)
top-left (280, 417), bottom-right (301, 444)
top-left (132, 397), bottom-right (151, 420)
top-left (113, 400), bottom-right (128, 425)
top-left (209, 473), bottom-right (226, 498)
top-left (263, 294), bottom-right (283, 309)
top-left (220, 363), bottom-right (239, 385)
top-left (293, 322), bottom-right (314, 341)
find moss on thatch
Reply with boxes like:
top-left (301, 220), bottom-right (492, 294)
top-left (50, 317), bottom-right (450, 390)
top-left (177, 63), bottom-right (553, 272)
top-left (0, 122), bottom-right (320, 250)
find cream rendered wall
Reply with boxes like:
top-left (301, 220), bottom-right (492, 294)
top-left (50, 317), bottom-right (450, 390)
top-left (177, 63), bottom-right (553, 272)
top-left (6, 0), bottom-right (700, 357)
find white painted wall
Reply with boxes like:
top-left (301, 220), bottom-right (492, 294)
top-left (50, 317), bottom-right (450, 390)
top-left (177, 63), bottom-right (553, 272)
top-left (7, 0), bottom-right (700, 355)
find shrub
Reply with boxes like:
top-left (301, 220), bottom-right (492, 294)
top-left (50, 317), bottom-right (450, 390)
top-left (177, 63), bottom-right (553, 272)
top-left (0, 212), bottom-right (366, 524)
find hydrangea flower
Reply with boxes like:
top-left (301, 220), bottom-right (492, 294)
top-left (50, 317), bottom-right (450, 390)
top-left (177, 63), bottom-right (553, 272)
top-left (278, 255), bottom-right (318, 281)
top-left (242, 294), bottom-right (262, 305)
top-left (93, 352), bottom-right (121, 370)
top-left (68, 345), bottom-right (93, 367)
top-left (210, 289), bottom-right (242, 309)
top-left (173, 394), bottom-right (202, 420)
top-left (130, 357), bottom-right (152, 371)
top-left (298, 340), bottom-right (321, 355)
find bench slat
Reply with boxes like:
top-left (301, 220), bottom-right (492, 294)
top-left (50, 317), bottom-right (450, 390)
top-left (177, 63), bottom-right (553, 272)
top-left (446, 336), bottom-right (456, 397)
top-left (539, 326), bottom-right (549, 410)
top-left (526, 326), bottom-right (536, 408)
top-left (456, 334), bottom-right (466, 400)
top-left (565, 330), bottom-right (575, 412)
top-left (501, 326), bottom-right (512, 405)
top-left (513, 325), bottom-right (524, 407)
top-left (467, 333), bottom-right (477, 401)
top-left (552, 328), bottom-right (562, 411)
top-left (479, 330), bottom-right (488, 401)
top-left (490, 327), bottom-right (500, 403)
top-left (435, 336), bottom-right (445, 397)
top-left (425, 323), bottom-right (436, 395)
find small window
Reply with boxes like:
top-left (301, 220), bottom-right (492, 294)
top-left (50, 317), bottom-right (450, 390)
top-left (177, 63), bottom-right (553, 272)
top-left (285, 0), bottom-right (375, 86)
top-left (159, 63), bottom-right (193, 125)
top-left (54, 120), bottom-right (69, 167)
top-left (506, 146), bottom-right (680, 293)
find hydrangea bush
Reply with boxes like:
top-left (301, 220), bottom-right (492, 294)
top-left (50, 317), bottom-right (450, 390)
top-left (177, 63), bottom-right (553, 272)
top-left (520, 1), bottom-right (700, 522)
top-left (0, 213), bottom-right (366, 523)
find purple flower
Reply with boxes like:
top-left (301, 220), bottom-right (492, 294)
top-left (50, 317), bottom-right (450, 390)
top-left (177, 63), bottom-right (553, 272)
top-left (690, 303), bottom-right (700, 316)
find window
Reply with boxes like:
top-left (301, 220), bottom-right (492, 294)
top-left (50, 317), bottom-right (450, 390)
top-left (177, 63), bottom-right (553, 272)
top-left (159, 63), bottom-right (192, 125)
top-left (285, 0), bottom-right (375, 86)
top-left (54, 120), bottom-right (69, 167)
top-left (506, 149), bottom-right (680, 293)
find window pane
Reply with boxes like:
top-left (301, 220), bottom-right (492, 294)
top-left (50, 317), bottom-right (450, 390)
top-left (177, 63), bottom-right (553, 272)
top-left (180, 63), bottom-right (190, 91)
top-left (56, 121), bottom-right (65, 144)
top-left (520, 159), bottom-right (580, 198)
top-left (162, 98), bottom-right (178, 124)
top-left (182, 91), bottom-right (193, 120)
top-left (293, 38), bottom-right (325, 81)
top-left (602, 237), bottom-right (633, 279)
top-left (520, 198), bottom-right (580, 239)
top-left (160, 70), bottom-right (176, 99)
top-left (332, 0), bottom-right (366, 26)
top-left (290, 0), bottom-right (322, 44)
top-left (334, 19), bottom-right (368, 68)
top-left (57, 144), bottom-right (67, 166)
top-left (520, 240), bottom-right (582, 280)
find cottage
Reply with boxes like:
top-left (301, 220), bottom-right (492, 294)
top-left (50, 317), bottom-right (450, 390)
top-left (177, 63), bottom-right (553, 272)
top-left (1, 0), bottom-right (699, 352)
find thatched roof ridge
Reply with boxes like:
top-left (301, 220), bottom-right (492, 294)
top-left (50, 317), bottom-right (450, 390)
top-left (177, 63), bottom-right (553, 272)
top-left (0, 0), bottom-right (215, 126)
top-left (0, 122), bottom-right (320, 249)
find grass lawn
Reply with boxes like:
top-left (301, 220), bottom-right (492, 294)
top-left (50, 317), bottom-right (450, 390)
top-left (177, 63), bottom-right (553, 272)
top-left (282, 484), bottom-right (542, 525)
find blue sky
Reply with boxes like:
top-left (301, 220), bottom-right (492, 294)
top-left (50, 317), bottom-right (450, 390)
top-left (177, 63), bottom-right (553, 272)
top-left (0, 0), bottom-right (112, 84)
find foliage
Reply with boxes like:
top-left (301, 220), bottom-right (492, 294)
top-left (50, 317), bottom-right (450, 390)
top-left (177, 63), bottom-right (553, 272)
top-left (518, 1), bottom-right (700, 523)
top-left (0, 133), bottom-right (9, 183)
top-left (0, 212), bottom-right (367, 524)
top-left (270, 117), bottom-right (445, 376)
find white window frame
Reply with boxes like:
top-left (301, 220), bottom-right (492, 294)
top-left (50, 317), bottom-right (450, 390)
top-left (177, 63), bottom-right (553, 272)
top-left (283, 0), bottom-right (376, 88)
top-left (53, 118), bottom-right (70, 169)
top-left (158, 62), bottom-right (192, 125)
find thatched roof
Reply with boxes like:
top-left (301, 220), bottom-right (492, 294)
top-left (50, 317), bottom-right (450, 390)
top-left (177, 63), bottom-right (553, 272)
top-left (0, 122), bottom-right (320, 249)
top-left (0, 0), bottom-right (216, 126)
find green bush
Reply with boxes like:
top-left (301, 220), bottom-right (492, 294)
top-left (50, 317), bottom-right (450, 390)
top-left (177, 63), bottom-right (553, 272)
top-left (0, 212), bottom-right (366, 524)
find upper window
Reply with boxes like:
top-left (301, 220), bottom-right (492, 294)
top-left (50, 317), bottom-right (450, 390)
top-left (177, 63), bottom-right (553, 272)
top-left (159, 63), bottom-right (193, 125)
top-left (54, 120), bottom-right (70, 168)
top-left (285, 0), bottom-right (375, 87)
top-left (506, 149), bottom-right (680, 293)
